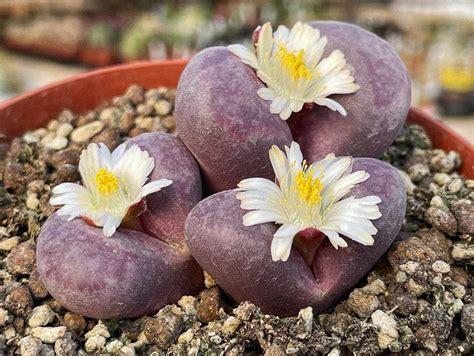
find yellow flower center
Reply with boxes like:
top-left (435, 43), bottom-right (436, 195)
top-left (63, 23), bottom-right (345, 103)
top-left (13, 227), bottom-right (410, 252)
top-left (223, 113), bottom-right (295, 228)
top-left (294, 163), bottom-right (323, 205)
top-left (278, 46), bottom-right (313, 81)
top-left (95, 168), bottom-right (119, 195)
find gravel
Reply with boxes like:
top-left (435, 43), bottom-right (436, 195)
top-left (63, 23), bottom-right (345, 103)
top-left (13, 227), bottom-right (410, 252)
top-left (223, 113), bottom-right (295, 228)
top-left (0, 88), bottom-right (472, 354)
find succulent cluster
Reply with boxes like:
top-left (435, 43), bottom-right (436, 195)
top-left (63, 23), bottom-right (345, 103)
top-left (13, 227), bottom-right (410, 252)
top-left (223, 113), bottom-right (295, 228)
top-left (37, 20), bottom-right (411, 320)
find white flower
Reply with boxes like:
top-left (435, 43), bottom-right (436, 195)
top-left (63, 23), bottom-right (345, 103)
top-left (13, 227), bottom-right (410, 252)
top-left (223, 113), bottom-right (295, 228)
top-left (235, 142), bottom-right (381, 262)
top-left (228, 22), bottom-right (360, 120)
top-left (50, 143), bottom-right (172, 237)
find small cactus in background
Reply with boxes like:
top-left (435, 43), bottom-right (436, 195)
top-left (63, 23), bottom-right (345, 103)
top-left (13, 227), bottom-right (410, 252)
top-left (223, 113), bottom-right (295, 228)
top-left (86, 23), bottom-right (115, 50)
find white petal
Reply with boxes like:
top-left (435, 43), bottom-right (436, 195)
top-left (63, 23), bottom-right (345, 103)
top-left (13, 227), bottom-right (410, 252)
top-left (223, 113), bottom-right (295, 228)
top-left (98, 143), bottom-right (113, 170)
top-left (140, 179), bottom-right (172, 197)
top-left (50, 193), bottom-right (83, 206)
top-left (227, 44), bottom-right (260, 69)
top-left (257, 22), bottom-right (273, 64)
top-left (318, 157), bottom-right (351, 187)
top-left (314, 97), bottom-right (347, 116)
top-left (322, 170), bottom-right (369, 203)
top-left (242, 210), bottom-right (285, 226)
top-left (101, 215), bottom-right (122, 237)
top-left (319, 228), bottom-right (348, 249)
top-left (271, 224), bottom-right (301, 262)
top-left (111, 143), bottom-right (127, 165)
top-left (113, 145), bottom-right (155, 197)
top-left (273, 25), bottom-right (289, 43)
top-left (237, 177), bottom-right (281, 195)
top-left (286, 142), bottom-right (303, 168)
top-left (268, 145), bottom-right (288, 185)
top-left (269, 96), bottom-right (287, 115)
top-left (52, 182), bottom-right (84, 195)
top-left (279, 104), bottom-right (293, 121)
top-left (79, 143), bottom-right (101, 190)
top-left (257, 87), bottom-right (275, 101)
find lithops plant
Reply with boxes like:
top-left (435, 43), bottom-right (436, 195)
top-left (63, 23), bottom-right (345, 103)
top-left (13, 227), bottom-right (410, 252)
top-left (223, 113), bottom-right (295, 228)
top-left (176, 21), bottom-right (410, 193)
top-left (288, 21), bottom-right (411, 162)
top-left (37, 132), bottom-right (204, 319)
top-left (175, 46), bottom-right (293, 193)
top-left (185, 142), bottom-right (406, 316)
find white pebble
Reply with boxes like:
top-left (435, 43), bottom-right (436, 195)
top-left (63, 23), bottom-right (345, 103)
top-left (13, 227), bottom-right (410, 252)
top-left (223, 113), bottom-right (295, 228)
top-left (177, 295), bottom-right (197, 316)
top-left (23, 132), bottom-right (40, 144)
top-left (178, 329), bottom-right (194, 344)
top-left (451, 299), bottom-right (464, 314)
top-left (0, 308), bottom-right (10, 327)
top-left (85, 335), bottom-right (106, 353)
top-left (430, 196), bottom-right (445, 208)
top-left (465, 179), bottom-right (474, 189)
top-left (85, 322), bottom-right (110, 339)
top-left (362, 279), bottom-right (387, 295)
top-left (56, 123), bottom-right (74, 137)
top-left (34, 128), bottom-right (49, 138)
top-left (448, 179), bottom-right (463, 193)
top-left (433, 173), bottom-right (452, 186)
top-left (154, 100), bottom-right (172, 116)
top-left (210, 335), bottom-right (222, 344)
top-left (0, 236), bottom-right (20, 251)
top-left (452, 243), bottom-right (474, 261)
top-left (47, 120), bottom-right (60, 131)
top-left (41, 136), bottom-right (69, 151)
top-left (29, 305), bottom-right (55, 327)
top-left (40, 132), bottom-right (56, 146)
top-left (31, 326), bottom-right (66, 343)
top-left (297, 307), bottom-right (313, 337)
top-left (222, 316), bottom-right (241, 336)
top-left (399, 261), bottom-right (419, 274)
top-left (406, 278), bottom-right (427, 296)
top-left (371, 310), bottom-right (399, 349)
top-left (105, 339), bottom-right (123, 353)
top-left (204, 270), bottom-right (217, 288)
top-left (120, 345), bottom-right (136, 356)
top-left (71, 121), bottom-right (104, 143)
top-left (451, 282), bottom-right (466, 299)
top-left (431, 260), bottom-right (450, 274)
top-left (4, 325), bottom-right (16, 339)
top-left (135, 117), bottom-right (154, 130)
top-left (26, 193), bottom-right (40, 210)
top-left (443, 291), bottom-right (455, 305)
top-left (19, 336), bottom-right (43, 356)
top-left (429, 183), bottom-right (439, 194)
top-left (395, 271), bottom-right (407, 283)
top-left (432, 274), bottom-right (443, 286)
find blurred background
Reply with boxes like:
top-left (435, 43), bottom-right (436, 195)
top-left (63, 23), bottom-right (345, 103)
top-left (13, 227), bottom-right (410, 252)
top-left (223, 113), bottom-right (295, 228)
top-left (0, 0), bottom-right (473, 142)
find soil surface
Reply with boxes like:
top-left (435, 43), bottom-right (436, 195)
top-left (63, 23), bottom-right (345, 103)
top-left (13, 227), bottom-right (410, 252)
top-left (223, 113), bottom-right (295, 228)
top-left (0, 86), bottom-right (472, 355)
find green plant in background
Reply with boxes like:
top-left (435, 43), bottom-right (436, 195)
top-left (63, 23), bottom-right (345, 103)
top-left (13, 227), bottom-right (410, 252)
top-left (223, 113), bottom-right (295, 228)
top-left (86, 23), bottom-right (115, 49)
top-left (156, 3), bottom-right (211, 57)
top-left (0, 52), bottom-right (22, 100)
top-left (119, 15), bottom-right (163, 60)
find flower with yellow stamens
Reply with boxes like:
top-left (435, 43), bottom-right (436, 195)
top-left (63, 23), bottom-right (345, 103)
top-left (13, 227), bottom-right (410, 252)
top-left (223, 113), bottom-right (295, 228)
top-left (50, 143), bottom-right (172, 237)
top-left (228, 22), bottom-right (360, 120)
top-left (235, 142), bottom-right (381, 262)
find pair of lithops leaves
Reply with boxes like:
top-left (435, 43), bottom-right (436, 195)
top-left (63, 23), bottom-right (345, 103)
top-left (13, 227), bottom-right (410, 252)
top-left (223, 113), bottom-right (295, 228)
top-left (37, 21), bottom-right (409, 319)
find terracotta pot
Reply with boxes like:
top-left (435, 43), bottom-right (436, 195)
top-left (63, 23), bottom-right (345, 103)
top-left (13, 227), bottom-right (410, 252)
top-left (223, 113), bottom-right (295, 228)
top-left (78, 47), bottom-right (116, 67)
top-left (0, 60), bottom-right (472, 178)
top-left (3, 38), bottom-right (79, 62)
